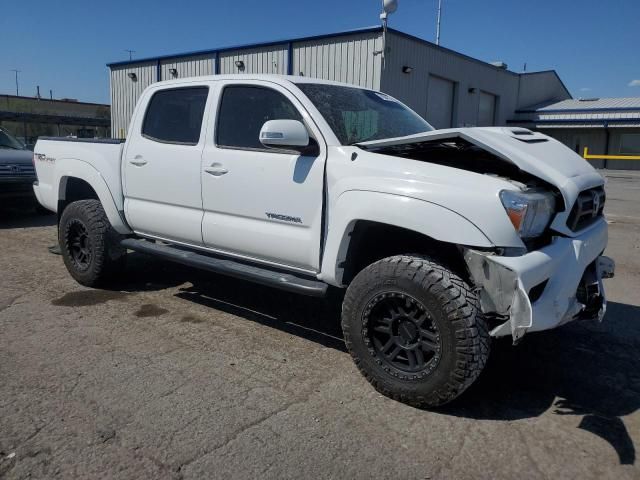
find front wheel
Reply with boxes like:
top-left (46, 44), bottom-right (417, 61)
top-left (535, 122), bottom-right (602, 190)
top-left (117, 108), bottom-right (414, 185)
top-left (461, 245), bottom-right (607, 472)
top-left (341, 255), bottom-right (489, 408)
top-left (59, 199), bottom-right (125, 287)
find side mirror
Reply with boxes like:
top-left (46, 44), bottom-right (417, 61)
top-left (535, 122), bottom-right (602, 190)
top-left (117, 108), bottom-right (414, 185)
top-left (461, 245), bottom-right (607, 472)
top-left (259, 119), bottom-right (310, 151)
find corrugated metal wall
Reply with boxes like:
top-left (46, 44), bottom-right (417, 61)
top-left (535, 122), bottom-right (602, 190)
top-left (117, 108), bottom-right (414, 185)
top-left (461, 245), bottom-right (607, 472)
top-left (218, 45), bottom-right (287, 75)
top-left (292, 32), bottom-right (382, 89)
top-left (108, 30), bottom-right (567, 137)
top-left (108, 32), bottom-right (384, 136)
top-left (539, 127), bottom-right (640, 171)
top-left (380, 32), bottom-right (520, 127)
top-left (160, 55), bottom-right (214, 81)
top-left (516, 72), bottom-right (571, 110)
top-left (110, 62), bottom-right (157, 138)
top-left (538, 128), bottom-right (606, 168)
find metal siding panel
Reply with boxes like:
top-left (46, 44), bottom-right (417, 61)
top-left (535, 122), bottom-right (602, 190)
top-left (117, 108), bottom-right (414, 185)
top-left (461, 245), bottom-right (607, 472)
top-left (381, 32), bottom-right (518, 126)
top-left (109, 62), bottom-right (157, 137)
top-left (218, 44), bottom-right (287, 75)
top-left (291, 32), bottom-right (379, 87)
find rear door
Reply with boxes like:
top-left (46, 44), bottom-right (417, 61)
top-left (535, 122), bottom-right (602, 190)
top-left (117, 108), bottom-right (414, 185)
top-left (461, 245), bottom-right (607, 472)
top-left (123, 85), bottom-right (210, 245)
top-left (200, 81), bottom-right (326, 272)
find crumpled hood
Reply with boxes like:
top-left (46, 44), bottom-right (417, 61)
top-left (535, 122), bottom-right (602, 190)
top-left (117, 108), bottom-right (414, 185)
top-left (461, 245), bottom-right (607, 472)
top-left (359, 127), bottom-right (602, 188)
top-left (359, 127), bottom-right (605, 237)
top-left (0, 148), bottom-right (33, 165)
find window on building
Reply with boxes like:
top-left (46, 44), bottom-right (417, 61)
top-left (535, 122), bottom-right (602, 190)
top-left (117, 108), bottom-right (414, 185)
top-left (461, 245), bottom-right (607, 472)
top-left (620, 133), bottom-right (640, 154)
top-left (142, 87), bottom-right (208, 144)
top-left (216, 86), bottom-right (302, 149)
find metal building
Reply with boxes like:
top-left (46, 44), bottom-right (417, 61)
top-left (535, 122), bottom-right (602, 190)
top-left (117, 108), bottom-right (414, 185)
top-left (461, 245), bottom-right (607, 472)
top-left (107, 26), bottom-right (571, 139)
top-left (512, 97), bottom-right (640, 170)
top-left (0, 95), bottom-right (110, 146)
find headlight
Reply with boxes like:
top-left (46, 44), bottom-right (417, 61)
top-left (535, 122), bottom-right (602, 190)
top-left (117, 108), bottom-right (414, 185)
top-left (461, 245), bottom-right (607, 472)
top-left (499, 189), bottom-right (555, 238)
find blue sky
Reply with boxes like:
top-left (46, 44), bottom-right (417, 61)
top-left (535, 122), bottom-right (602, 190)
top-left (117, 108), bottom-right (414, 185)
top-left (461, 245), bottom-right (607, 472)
top-left (1, 0), bottom-right (638, 104)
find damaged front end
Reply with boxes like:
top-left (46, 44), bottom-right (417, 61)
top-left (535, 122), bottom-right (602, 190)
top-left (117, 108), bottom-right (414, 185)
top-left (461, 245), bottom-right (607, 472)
top-left (359, 127), bottom-right (615, 343)
top-left (463, 249), bottom-right (532, 343)
top-left (464, 242), bottom-right (615, 344)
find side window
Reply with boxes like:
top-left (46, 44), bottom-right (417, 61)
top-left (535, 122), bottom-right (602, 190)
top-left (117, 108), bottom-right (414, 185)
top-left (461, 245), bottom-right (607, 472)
top-left (216, 86), bottom-right (303, 150)
top-left (142, 87), bottom-right (208, 144)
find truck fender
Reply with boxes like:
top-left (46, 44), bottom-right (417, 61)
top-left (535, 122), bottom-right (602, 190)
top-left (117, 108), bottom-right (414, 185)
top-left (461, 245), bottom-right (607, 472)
top-left (319, 190), bottom-right (493, 286)
top-left (56, 158), bottom-right (132, 234)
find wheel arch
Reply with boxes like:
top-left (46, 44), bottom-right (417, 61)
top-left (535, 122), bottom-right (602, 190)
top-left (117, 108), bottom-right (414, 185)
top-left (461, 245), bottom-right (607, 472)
top-left (319, 190), bottom-right (494, 286)
top-left (55, 159), bottom-right (131, 234)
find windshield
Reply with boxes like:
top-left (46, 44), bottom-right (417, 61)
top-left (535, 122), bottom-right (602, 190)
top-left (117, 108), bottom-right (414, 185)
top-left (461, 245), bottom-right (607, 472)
top-left (296, 83), bottom-right (433, 145)
top-left (0, 128), bottom-right (25, 150)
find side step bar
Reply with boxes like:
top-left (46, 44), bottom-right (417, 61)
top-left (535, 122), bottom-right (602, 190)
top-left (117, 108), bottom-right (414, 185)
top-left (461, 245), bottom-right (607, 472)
top-left (120, 238), bottom-right (328, 297)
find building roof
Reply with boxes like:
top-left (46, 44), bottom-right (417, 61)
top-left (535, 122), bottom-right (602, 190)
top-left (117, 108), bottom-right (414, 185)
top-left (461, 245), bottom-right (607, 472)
top-left (511, 97), bottom-right (640, 128)
top-left (0, 94), bottom-right (109, 108)
top-left (107, 26), bottom-right (384, 67)
top-left (518, 97), bottom-right (640, 113)
top-left (106, 26), bottom-right (538, 78)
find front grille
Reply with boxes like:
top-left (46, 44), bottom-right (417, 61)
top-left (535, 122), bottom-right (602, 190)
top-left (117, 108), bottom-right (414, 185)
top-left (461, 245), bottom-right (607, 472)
top-left (567, 186), bottom-right (605, 231)
top-left (0, 164), bottom-right (35, 177)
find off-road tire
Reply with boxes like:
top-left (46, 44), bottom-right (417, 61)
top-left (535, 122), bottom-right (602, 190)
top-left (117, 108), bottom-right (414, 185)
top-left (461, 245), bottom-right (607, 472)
top-left (58, 199), bottom-right (126, 287)
top-left (342, 254), bottom-right (489, 408)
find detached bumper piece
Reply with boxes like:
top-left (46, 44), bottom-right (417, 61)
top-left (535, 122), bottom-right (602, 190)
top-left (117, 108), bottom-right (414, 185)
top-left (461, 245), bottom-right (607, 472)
top-left (464, 219), bottom-right (614, 343)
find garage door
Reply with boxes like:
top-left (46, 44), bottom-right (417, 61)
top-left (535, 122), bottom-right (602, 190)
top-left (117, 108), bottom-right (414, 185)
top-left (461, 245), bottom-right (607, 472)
top-left (478, 91), bottom-right (496, 126)
top-left (426, 75), bottom-right (455, 129)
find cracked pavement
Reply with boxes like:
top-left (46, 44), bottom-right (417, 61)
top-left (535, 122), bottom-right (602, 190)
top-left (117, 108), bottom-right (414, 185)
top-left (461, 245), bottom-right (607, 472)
top-left (1, 171), bottom-right (640, 479)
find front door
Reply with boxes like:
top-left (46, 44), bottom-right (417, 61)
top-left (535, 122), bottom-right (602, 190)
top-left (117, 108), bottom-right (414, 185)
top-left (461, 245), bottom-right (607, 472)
top-left (123, 85), bottom-right (209, 245)
top-left (200, 81), bottom-right (326, 272)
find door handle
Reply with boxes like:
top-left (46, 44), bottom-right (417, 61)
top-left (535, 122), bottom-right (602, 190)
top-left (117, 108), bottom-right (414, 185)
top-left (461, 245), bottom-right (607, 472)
top-left (129, 155), bottom-right (147, 166)
top-left (204, 164), bottom-right (228, 176)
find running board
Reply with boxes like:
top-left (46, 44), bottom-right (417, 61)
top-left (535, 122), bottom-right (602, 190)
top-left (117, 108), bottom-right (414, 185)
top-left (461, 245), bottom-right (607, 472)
top-left (120, 238), bottom-right (328, 297)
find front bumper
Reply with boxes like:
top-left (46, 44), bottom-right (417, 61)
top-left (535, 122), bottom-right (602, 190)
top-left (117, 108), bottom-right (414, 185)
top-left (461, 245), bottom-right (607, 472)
top-left (464, 218), bottom-right (614, 342)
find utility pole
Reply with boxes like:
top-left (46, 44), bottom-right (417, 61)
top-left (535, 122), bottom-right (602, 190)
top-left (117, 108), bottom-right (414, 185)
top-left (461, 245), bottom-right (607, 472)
top-left (435, 0), bottom-right (443, 45)
top-left (10, 69), bottom-right (20, 96)
top-left (124, 49), bottom-right (135, 61)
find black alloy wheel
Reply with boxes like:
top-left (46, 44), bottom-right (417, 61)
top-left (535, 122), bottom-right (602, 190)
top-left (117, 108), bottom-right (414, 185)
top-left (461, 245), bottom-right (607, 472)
top-left (66, 219), bottom-right (92, 271)
top-left (364, 292), bottom-right (441, 376)
top-left (58, 199), bottom-right (126, 287)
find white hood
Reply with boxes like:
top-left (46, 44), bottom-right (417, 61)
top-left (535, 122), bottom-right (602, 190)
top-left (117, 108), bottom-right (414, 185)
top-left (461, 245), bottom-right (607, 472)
top-left (359, 127), bottom-right (605, 237)
top-left (360, 127), bottom-right (600, 186)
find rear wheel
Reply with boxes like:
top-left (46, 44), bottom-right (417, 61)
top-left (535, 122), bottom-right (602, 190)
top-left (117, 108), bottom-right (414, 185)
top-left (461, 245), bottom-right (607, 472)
top-left (341, 255), bottom-right (489, 408)
top-left (59, 199), bottom-right (125, 287)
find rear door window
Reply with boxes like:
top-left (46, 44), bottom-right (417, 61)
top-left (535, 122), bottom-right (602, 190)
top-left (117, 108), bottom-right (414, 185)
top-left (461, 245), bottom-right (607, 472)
top-left (142, 87), bottom-right (209, 144)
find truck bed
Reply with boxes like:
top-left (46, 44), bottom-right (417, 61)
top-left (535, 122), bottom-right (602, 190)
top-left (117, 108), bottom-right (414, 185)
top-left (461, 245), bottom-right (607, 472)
top-left (33, 137), bottom-right (125, 213)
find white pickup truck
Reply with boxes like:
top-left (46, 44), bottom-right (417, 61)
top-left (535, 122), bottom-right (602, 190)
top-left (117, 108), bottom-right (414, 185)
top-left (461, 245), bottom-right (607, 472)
top-left (33, 75), bottom-right (614, 407)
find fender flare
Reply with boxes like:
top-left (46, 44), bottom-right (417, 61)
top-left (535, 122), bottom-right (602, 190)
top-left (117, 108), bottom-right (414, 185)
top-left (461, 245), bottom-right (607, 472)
top-left (319, 190), bottom-right (494, 285)
top-left (56, 158), bottom-right (132, 234)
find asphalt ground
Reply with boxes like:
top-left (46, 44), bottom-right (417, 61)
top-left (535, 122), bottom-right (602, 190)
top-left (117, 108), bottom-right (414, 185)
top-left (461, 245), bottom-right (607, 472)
top-left (1, 171), bottom-right (639, 479)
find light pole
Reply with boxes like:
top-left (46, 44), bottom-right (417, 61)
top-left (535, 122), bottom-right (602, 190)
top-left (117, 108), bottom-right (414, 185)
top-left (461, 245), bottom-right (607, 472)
top-left (10, 69), bottom-right (20, 96)
top-left (435, 0), bottom-right (442, 45)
